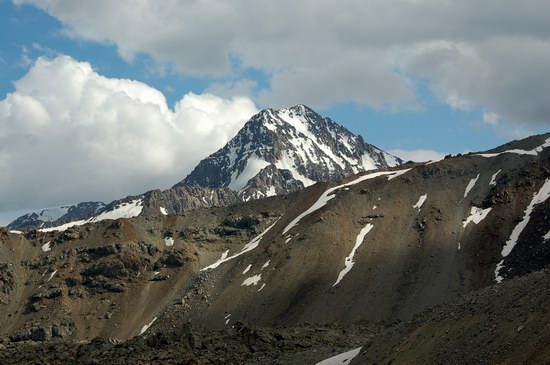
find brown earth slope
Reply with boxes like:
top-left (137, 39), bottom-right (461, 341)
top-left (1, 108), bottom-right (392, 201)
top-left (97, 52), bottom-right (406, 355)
top-left (0, 133), bottom-right (549, 364)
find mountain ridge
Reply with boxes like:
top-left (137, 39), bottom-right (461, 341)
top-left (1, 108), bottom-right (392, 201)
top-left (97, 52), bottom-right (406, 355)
top-left (8, 104), bottom-right (401, 230)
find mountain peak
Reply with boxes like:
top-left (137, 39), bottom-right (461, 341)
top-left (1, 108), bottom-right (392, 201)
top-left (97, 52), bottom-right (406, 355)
top-left (179, 105), bottom-right (402, 200)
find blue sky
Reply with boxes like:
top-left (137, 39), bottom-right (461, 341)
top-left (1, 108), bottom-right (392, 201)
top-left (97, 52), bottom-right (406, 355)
top-left (1, 0), bottom-right (549, 224)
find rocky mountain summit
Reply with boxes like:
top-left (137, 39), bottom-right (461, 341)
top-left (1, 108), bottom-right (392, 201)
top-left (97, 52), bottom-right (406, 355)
top-left (1, 133), bottom-right (550, 364)
top-left (179, 104), bottom-right (401, 201)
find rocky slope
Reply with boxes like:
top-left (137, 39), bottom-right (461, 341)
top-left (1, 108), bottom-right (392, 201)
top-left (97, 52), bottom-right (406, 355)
top-left (179, 104), bottom-right (402, 201)
top-left (1, 133), bottom-right (550, 364)
top-left (1, 269), bottom-right (548, 364)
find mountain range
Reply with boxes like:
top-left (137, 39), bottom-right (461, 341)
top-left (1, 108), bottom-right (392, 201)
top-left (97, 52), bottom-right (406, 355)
top-left (8, 105), bottom-right (400, 230)
top-left (1, 106), bottom-right (550, 364)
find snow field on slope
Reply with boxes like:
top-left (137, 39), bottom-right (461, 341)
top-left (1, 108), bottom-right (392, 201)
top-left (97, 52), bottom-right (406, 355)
top-left (477, 137), bottom-right (550, 158)
top-left (489, 170), bottom-right (501, 186)
top-left (278, 109), bottom-right (347, 170)
top-left (47, 270), bottom-right (57, 281)
top-left (32, 206), bottom-right (71, 222)
top-left (38, 199), bottom-right (144, 232)
top-left (315, 347), bottom-right (363, 365)
top-left (275, 150), bottom-right (316, 187)
top-left (283, 169), bottom-right (412, 235)
top-left (463, 207), bottom-right (492, 228)
top-left (201, 219), bottom-right (280, 271)
top-left (41, 241), bottom-right (51, 252)
top-left (242, 274), bottom-right (262, 286)
top-left (229, 155), bottom-right (271, 191)
top-left (495, 178), bottom-right (550, 282)
top-left (334, 224), bottom-right (374, 286)
top-left (413, 194), bottom-right (427, 210)
top-left (139, 317), bottom-right (157, 335)
top-left (463, 174), bottom-right (480, 198)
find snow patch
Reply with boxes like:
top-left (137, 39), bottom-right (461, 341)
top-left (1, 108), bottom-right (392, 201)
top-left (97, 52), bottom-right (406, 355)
top-left (258, 283), bottom-right (266, 291)
top-left (334, 224), bottom-right (374, 286)
top-left (38, 220), bottom-right (88, 233)
top-left (42, 241), bottom-right (51, 252)
top-left (275, 150), bottom-right (316, 187)
top-left (495, 178), bottom-right (550, 282)
top-left (463, 174), bottom-right (480, 198)
top-left (261, 260), bottom-right (270, 270)
top-left (383, 152), bottom-right (400, 167)
top-left (283, 169), bottom-right (410, 235)
top-left (489, 170), bottom-right (501, 186)
top-left (91, 199), bottom-right (143, 222)
top-left (31, 206), bottom-right (71, 223)
top-left (39, 199), bottom-right (143, 232)
top-left (164, 237), bottom-right (174, 247)
top-left (9, 230), bottom-right (23, 234)
top-left (463, 206), bottom-right (492, 228)
top-left (139, 317), bottom-right (157, 335)
top-left (47, 270), bottom-right (57, 282)
top-left (159, 207), bottom-right (168, 215)
top-left (229, 155), bottom-right (270, 191)
top-left (477, 138), bottom-right (550, 158)
top-left (413, 194), bottom-right (427, 210)
top-left (544, 229), bottom-right (550, 241)
top-left (242, 264), bottom-right (252, 274)
top-left (242, 274), bottom-right (262, 286)
top-left (315, 347), bottom-right (362, 365)
top-left (201, 219), bottom-right (279, 271)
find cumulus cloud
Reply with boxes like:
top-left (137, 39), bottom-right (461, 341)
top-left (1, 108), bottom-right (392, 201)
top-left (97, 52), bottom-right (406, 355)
top-left (0, 56), bottom-right (257, 219)
top-left (13, 0), bottom-right (550, 125)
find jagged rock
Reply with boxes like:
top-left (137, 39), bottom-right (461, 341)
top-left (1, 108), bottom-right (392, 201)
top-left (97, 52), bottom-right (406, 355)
top-left (179, 105), bottom-right (401, 201)
top-left (31, 286), bottom-right (63, 301)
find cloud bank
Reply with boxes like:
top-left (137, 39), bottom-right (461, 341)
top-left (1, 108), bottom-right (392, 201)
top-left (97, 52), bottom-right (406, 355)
top-left (0, 56), bottom-right (257, 218)
top-left (13, 0), bottom-right (550, 125)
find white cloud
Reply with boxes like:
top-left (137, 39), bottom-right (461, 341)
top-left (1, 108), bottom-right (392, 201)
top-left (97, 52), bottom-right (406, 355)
top-left (388, 149), bottom-right (448, 162)
top-left (13, 0), bottom-right (550, 125)
top-left (0, 56), bottom-right (257, 219)
top-left (483, 112), bottom-right (499, 125)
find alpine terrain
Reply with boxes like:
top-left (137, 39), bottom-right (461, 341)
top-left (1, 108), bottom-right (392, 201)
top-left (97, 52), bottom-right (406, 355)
top-left (9, 105), bottom-right (400, 231)
top-left (179, 104), bottom-right (402, 201)
top-left (2, 129), bottom-right (550, 363)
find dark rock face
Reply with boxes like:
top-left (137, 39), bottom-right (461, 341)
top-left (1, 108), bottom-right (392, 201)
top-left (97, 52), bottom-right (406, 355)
top-left (0, 263), bottom-right (15, 305)
top-left (179, 105), bottom-right (402, 200)
top-left (139, 185), bottom-right (241, 218)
